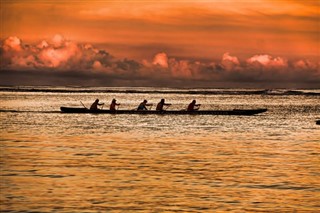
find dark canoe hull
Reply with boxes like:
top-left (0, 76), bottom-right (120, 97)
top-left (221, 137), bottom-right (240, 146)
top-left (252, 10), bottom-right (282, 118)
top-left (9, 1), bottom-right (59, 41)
top-left (60, 107), bottom-right (267, 115)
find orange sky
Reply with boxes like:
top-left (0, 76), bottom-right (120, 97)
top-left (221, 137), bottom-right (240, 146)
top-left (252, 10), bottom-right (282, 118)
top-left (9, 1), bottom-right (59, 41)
top-left (1, 0), bottom-right (319, 61)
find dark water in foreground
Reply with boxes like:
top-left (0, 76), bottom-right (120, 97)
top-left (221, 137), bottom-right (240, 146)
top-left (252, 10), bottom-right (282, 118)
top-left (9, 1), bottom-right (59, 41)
top-left (1, 87), bottom-right (320, 212)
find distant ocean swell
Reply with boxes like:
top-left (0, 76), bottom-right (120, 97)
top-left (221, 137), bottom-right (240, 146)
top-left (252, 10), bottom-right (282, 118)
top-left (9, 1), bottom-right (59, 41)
top-left (0, 87), bottom-right (319, 96)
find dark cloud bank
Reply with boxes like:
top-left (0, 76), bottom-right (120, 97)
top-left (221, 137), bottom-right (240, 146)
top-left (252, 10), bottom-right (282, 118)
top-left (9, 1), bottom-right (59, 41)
top-left (1, 35), bottom-right (319, 88)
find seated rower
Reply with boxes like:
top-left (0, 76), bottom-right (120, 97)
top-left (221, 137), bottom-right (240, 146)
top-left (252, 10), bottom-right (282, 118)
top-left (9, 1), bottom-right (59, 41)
top-left (187, 100), bottom-right (201, 111)
top-left (156, 99), bottom-right (171, 111)
top-left (137, 99), bottom-right (152, 110)
top-left (110, 99), bottom-right (120, 111)
top-left (90, 99), bottom-right (104, 110)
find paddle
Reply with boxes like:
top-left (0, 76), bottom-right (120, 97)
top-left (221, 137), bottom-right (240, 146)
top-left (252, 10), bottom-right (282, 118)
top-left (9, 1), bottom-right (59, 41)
top-left (164, 104), bottom-right (171, 110)
top-left (132, 104), bottom-right (152, 111)
top-left (80, 101), bottom-right (88, 109)
top-left (131, 107), bottom-right (138, 111)
top-left (182, 104), bottom-right (201, 111)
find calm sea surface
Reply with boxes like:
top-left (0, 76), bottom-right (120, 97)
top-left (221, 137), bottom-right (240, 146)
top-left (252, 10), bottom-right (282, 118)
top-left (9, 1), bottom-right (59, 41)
top-left (1, 87), bottom-right (320, 212)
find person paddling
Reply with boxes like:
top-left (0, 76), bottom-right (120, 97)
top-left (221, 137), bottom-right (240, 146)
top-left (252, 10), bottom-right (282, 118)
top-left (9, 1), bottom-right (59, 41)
top-left (90, 99), bottom-right (104, 110)
top-left (187, 100), bottom-right (201, 111)
top-left (110, 99), bottom-right (120, 111)
top-left (137, 99), bottom-right (152, 110)
top-left (156, 99), bottom-right (171, 111)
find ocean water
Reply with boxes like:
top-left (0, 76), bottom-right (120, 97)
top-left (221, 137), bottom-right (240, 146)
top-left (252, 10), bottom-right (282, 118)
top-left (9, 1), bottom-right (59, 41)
top-left (0, 87), bottom-right (319, 212)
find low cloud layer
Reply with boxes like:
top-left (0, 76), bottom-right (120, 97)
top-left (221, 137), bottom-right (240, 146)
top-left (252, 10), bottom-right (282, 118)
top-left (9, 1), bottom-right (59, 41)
top-left (1, 35), bottom-right (319, 88)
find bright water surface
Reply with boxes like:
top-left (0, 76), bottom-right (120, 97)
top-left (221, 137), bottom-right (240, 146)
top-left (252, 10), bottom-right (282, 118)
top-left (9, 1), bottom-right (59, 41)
top-left (0, 87), bottom-right (320, 212)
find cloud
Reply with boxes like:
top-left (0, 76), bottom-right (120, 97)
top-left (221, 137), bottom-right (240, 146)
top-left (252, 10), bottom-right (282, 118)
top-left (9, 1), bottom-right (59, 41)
top-left (92, 60), bottom-right (103, 70)
top-left (1, 35), bottom-right (319, 88)
top-left (38, 40), bottom-right (81, 68)
top-left (247, 54), bottom-right (287, 67)
top-left (1, 34), bottom-right (115, 71)
top-left (150, 53), bottom-right (194, 78)
top-left (2, 36), bottom-right (23, 52)
top-left (221, 52), bottom-right (240, 71)
top-left (2, 0), bottom-right (319, 65)
top-left (152, 52), bottom-right (168, 68)
top-left (37, 40), bottom-right (49, 49)
top-left (168, 58), bottom-right (193, 78)
top-left (222, 52), bottom-right (240, 64)
top-left (52, 34), bottom-right (65, 48)
top-left (293, 59), bottom-right (318, 70)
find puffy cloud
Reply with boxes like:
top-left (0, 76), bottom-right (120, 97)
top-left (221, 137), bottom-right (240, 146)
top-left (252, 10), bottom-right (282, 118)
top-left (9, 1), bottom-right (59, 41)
top-left (152, 52), bottom-right (168, 68)
top-left (92, 60), bottom-right (103, 70)
top-left (52, 34), bottom-right (65, 48)
top-left (247, 54), bottom-right (287, 67)
top-left (168, 59), bottom-right (193, 78)
top-left (38, 41), bottom-right (81, 68)
top-left (1, 35), bottom-right (319, 88)
top-left (145, 51), bottom-right (319, 84)
top-left (37, 40), bottom-right (49, 49)
top-left (222, 52), bottom-right (240, 65)
top-left (149, 53), bottom-right (196, 78)
top-left (17, 55), bottom-right (36, 67)
top-left (0, 35), bottom-right (114, 71)
top-left (292, 59), bottom-right (318, 71)
top-left (2, 36), bottom-right (22, 52)
top-left (221, 52), bottom-right (240, 71)
top-left (1, 37), bottom-right (31, 68)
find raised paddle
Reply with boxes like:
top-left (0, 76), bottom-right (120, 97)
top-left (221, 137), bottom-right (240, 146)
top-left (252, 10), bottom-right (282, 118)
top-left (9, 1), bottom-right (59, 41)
top-left (80, 101), bottom-right (88, 109)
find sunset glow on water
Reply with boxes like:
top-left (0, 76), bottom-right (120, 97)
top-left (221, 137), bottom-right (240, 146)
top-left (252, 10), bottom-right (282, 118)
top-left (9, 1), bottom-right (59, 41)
top-left (1, 88), bottom-right (319, 212)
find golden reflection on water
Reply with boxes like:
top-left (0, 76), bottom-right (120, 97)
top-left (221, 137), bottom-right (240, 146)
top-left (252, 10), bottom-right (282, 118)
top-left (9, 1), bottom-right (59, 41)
top-left (1, 90), bottom-right (320, 212)
top-left (1, 131), bottom-right (320, 212)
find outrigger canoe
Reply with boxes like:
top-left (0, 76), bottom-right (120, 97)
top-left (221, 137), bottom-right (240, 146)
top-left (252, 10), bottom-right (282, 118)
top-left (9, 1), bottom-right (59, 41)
top-left (60, 107), bottom-right (267, 115)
